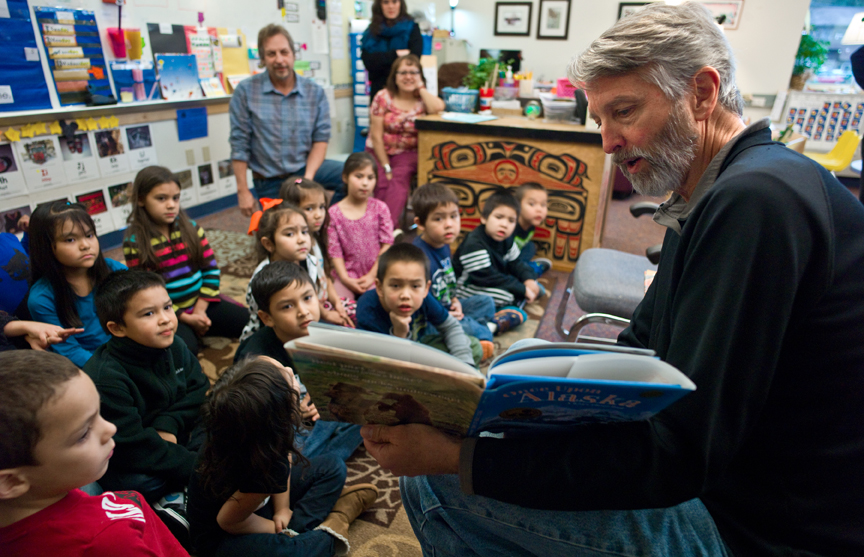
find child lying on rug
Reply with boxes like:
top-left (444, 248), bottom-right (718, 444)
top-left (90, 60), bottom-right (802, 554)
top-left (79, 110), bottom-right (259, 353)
top-left (234, 261), bottom-right (362, 462)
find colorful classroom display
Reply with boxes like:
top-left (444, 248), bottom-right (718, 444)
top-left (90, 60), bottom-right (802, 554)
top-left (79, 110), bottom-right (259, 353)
top-left (34, 7), bottom-right (114, 106)
top-left (783, 92), bottom-right (864, 150)
top-left (0, 0), bottom-right (53, 112)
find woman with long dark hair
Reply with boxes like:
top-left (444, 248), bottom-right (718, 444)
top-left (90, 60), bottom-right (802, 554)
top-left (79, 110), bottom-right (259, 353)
top-left (361, 0), bottom-right (423, 102)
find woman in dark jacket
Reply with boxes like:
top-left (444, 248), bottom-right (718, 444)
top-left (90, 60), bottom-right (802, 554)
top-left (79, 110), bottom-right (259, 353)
top-left (361, 0), bottom-right (423, 101)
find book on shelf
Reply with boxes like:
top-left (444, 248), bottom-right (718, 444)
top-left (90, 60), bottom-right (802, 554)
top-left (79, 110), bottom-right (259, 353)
top-left (285, 323), bottom-right (696, 437)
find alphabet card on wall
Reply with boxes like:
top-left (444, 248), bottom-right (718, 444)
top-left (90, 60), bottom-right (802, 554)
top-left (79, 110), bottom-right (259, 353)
top-left (58, 132), bottom-right (100, 184)
top-left (175, 167), bottom-right (198, 206)
top-left (75, 188), bottom-right (114, 236)
top-left (0, 144), bottom-right (29, 200)
top-left (16, 136), bottom-right (68, 191)
top-left (107, 181), bottom-right (133, 229)
top-left (217, 159), bottom-right (236, 196)
top-left (196, 162), bottom-right (220, 202)
top-left (125, 124), bottom-right (158, 171)
top-left (93, 128), bottom-right (130, 176)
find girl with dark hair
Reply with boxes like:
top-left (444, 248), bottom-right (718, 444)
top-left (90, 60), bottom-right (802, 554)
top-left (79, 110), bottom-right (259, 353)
top-left (327, 152), bottom-right (394, 300)
top-left (361, 0), bottom-right (423, 101)
top-left (187, 356), bottom-right (378, 556)
top-left (27, 201), bottom-right (126, 367)
top-left (368, 54), bottom-right (445, 228)
top-left (123, 165), bottom-right (249, 354)
top-left (280, 177), bottom-right (354, 326)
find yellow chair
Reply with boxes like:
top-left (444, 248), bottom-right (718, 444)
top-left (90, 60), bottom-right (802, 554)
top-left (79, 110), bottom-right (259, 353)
top-left (803, 130), bottom-right (861, 173)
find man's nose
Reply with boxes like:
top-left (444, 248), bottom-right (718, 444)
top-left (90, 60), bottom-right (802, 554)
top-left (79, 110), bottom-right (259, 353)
top-left (601, 126), bottom-right (624, 155)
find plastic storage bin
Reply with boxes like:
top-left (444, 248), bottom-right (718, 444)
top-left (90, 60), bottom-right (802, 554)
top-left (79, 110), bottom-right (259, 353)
top-left (539, 92), bottom-right (576, 122)
top-left (442, 87), bottom-right (479, 113)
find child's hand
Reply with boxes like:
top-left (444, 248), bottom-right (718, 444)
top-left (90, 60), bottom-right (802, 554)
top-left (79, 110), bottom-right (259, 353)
top-left (389, 312), bottom-right (412, 338)
top-left (17, 214), bottom-right (30, 232)
top-left (6, 321), bottom-right (83, 350)
top-left (321, 306), bottom-right (354, 328)
top-left (156, 431), bottom-right (177, 444)
top-left (524, 279), bottom-right (539, 303)
top-left (356, 273), bottom-right (374, 292)
top-left (273, 508), bottom-right (294, 533)
top-left (449, 298), bottom-right (463, 320)
top-left (342, 277), bottom-right (365, 295)
top-left (180, 311), bottom-right (211, 336)
top-left (300, 394), bottom-right (320, 422)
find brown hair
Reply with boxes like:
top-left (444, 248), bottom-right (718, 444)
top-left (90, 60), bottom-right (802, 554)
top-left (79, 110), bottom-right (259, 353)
top-left (369, 0), bottom-right (411, 37)
top-left (514, 182), bottom-right (547, 202)
top-left (255, 203), bottom-right (307, 263)
top-left (386, 54), bottom-right (426, 96)
top-left (0, 351), bottom-right (81, 469)
top-left (125, 165), bottom-right (204, 272)
top-left (279, 176), bottom-right (332, 277)
top-left (411, 182), bottom-right (459, 225)
top-left (257, 24), bottom-right (294, 67)
top-left (342, 152), bottom-right (378, 186)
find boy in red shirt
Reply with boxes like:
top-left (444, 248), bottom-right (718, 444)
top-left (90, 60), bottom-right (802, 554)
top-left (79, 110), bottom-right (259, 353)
top-left (0, 351), bottom-right (187, 556)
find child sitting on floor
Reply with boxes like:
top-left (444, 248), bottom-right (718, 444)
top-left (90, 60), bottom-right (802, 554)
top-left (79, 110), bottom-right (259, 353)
top-left (187, 356), bottom-right (377, 556)
top-left (327, 152), bottom-right (393, 301)
top-left (235, 261), bottom-right (362, 462)
top-left (85, 270), bottom-right (209, 508)
top-left (454, 189), bottom-right (541, 310)
top-left (513, 182), bottom-right (552, 276)
top-left (27, 201), bottom-right (127, 368)
top-left (356, 243), bottom-right (484, 373)
top-left (0, 351), bottom-right (187, 556)
top-left (411, 184), bottom-right (525, 344)
top-left (124, 166), bottom-right (249, 354)
top-left (280, 177), bottom-right (354, 326)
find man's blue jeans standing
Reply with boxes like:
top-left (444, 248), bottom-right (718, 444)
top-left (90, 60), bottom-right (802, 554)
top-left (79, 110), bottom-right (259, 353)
top-left (400, 474), bottom-right (731, 556)
top-left (252, 159), bottom-right (345, 203)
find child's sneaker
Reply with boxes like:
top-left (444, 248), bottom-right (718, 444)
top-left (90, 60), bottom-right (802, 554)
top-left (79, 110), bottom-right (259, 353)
top-left (529, 258), bottom-right (553, 276)
top-left (153, 491), bottom-right (190, 549)
top-left (492, 306), bottom-right (528, 334)
top-left (479, 340), bottom-right (495, 361)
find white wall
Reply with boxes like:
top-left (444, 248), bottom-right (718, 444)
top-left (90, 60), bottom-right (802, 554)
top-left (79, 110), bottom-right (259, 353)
top-left (433, 0), bottom-right (810, 121)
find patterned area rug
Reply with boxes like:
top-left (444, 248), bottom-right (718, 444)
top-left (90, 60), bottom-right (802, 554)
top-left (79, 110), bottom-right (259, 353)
top-left (202, 229), bottom-right (554, 554)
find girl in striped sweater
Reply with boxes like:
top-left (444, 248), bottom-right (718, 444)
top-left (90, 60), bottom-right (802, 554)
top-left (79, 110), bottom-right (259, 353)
top-left (123, 166), bottom-right (249, 353)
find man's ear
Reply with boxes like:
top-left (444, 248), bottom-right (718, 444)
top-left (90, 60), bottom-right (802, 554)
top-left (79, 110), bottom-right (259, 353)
top-left (106, 321), bottom-right (126, 337)
top-left (258, 309), bottom-right (275, 328)
top-left (0, 469), bottom-right (30, 501)
top-left (691, 66), bottom-right (721, 121)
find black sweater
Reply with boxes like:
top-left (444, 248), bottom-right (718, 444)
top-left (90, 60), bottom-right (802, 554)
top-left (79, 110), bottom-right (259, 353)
top-left (84, 335), bottom-right (209, 483)
top-left (361, 22), bottom-right (422, 102)
top-left (464, 126), bottom-right (864, 554)
top-left (454, 226), bottom-right (535, 307)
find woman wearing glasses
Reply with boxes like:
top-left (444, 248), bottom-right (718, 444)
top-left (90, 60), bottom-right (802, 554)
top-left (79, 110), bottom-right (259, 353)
top-left (361, 0), bottom-right (423, 102)
top-left (367, 54), bottom-right (445, 229)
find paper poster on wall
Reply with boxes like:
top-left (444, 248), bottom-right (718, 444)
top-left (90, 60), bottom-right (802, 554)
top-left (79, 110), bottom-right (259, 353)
top-left (217, 159), bottom-right (236, 195)
top-left (58, 132), bottom-right (100, 184)
top-left (176, 168), bottom-right (198, 206)
top-left (16, 137), bottom-right (68, 191)
top-left (125, 125), bottom-right (158, 170)
top-left (108, 181), bottom-right (133, 229)
top-left (0, 144), bottom-right (28, 200)
top-left (94, 129), bottom-right (130, 176)
top-left (2, 204), bottom-right (31, 234)
top-left (197, 162), bottom-right (220, 201)
top-left (75, 189), bottom-right (114, 236)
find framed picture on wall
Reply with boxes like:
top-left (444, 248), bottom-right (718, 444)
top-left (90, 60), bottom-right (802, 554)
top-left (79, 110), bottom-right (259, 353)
top-left (699, 1), bottom-right (744, 30)
top-left (537, 0), bottom-right (571, 40)
top-left (495, 2), bottom-right (532, 37)
top-left (618, 2), bottom-right (652, 20)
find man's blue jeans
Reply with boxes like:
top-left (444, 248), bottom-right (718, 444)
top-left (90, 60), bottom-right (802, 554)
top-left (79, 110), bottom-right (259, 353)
top-left (401, 474), bottom-right (730, 557)
top-left (252, 159), bottom-right (345, 202)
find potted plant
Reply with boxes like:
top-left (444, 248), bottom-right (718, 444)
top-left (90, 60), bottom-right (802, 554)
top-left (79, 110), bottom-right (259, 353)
top-left (790, 32), bottom-right (829, 90)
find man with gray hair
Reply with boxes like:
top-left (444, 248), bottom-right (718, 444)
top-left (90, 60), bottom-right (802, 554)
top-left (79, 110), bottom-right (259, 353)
top-left (360, 3), bottom-right (864, 555)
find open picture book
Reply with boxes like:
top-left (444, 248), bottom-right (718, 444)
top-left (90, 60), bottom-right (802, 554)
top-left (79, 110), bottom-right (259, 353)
top-left (284, 323), bottom-right (696, 437)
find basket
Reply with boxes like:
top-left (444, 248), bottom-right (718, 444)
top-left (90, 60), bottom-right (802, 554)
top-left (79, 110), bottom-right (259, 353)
top-left (556, 77), bottom-right (577, 99)
top-left (539, 92), bottom-right (576, 122)
top-left (442, 87), bottom-right (479, 113)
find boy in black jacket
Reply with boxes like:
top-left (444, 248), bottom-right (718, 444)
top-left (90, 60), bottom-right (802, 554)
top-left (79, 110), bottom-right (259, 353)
top-left (85, 270), bottom-right (208, 505)
top-left (454, 189), bottom-right (541, 308)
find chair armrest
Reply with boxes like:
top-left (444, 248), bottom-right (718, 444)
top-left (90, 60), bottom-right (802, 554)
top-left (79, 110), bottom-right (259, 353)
top-left (630, 202), bottom-right (660, 218)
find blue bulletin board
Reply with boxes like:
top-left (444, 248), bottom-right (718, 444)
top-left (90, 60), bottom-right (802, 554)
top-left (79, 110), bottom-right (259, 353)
top-left (0, 0), bottom-right (52, 112)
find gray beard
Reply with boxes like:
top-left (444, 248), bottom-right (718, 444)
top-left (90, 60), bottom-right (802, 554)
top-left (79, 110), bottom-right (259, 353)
top-left (612, 102), bottom-right (699, 197)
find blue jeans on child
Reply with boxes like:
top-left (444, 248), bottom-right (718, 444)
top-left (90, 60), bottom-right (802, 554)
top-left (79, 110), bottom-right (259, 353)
top-left (213, 454), bottom-right (345, 556)
top-left (295, 421), bottom-right (363, 462)
top-left (457, 295), bottom-right (496, 342)
top-left (400, 474), bottom-right (730, 557)
top-left (252, 159), bottom-right (345, 203)
top-left (517, 239), bottom-right (537, 264)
